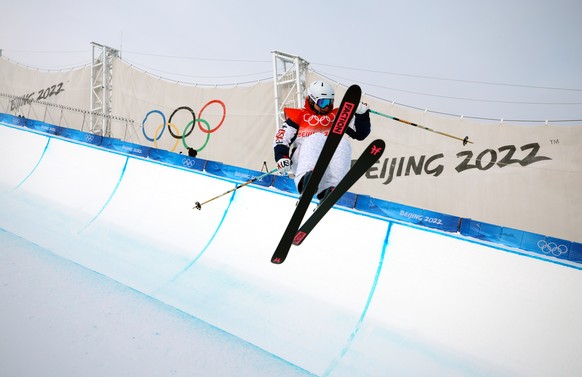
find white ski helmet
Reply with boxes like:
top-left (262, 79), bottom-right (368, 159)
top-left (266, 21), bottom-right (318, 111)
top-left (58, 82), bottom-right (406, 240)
top-left (307, 80), bottom-right (335, 109)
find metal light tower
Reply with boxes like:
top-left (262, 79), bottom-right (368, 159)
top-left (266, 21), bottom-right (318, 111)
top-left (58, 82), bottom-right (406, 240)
top-left (90, 42), bottom-right (119, 136)
top-left (271, 51), bottom-right (309, 130)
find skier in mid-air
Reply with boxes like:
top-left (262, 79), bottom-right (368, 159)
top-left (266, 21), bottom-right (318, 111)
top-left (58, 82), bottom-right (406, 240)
top-left (273, 80), bottom-right (371, 201)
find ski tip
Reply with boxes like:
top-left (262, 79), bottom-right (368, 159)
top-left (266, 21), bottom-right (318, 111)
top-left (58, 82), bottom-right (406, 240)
top-left (292, 231), bottom-right (307, 246)
top-left (271, 256), bottom-right (285, 264)
top-left (371, 138), bottom-right (386, 150)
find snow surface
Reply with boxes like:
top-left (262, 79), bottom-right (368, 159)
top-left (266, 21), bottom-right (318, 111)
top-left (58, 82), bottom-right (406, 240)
top-left (0, 229), bottom-right (314, 377)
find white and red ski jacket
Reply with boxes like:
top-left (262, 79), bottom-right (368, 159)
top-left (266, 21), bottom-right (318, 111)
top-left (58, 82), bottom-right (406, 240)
top-left (273, 99), bottom-right (371, 161)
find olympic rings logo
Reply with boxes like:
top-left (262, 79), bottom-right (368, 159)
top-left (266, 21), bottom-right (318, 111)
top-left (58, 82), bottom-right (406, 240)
top-left (182, 158), bottom-right (196, 168)
top-left (537, 240), bottom-right (568, 257)
top-left (141, 100), bottom-right (226, 153)
top-left (303, 113), bottom-right (335, 127)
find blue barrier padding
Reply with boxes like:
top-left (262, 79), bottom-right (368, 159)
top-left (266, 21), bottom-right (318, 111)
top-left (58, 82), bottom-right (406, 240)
top-left (522, 234), bottom-right (572, 261)
top-left (0, 113), bottom-right (27, 126)
top-left (337, 192), bottom-right (357, 208)
top-left (59, 127), bottom-right (103, 146)
top-left (459, 218), bottom-right (501, 240)
top-left (147, 148), bottom-right (206, 172)
top-left (356, 195), bottom-right (460, 232)
top-left (25, 119), bottom-right (62, 135)
top-left (272, 175), bottom-right (297, 194)
top-left (571, 243), bottom-right (582, 263)
top-left (498, 226), bottom-right (525, 247)
top-left (460, 218), bottom-right (576, 262)
top-left (205, 161), bottom-right (274, 187)
top-left (100, 137), bottom-right (151, 158)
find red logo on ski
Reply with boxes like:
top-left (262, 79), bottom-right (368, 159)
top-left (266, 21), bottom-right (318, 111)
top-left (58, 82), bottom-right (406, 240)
top-left (370, 144), bottom-right (383, 156)
top-left (331, 102), bottom-right (355, 135)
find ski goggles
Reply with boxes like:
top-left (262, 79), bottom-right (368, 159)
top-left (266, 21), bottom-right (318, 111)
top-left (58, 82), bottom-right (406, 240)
top-left (316, 98), bottom-right (333, 109)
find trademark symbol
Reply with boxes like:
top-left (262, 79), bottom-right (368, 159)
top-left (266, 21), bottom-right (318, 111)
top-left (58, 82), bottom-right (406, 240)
top-left (550, 139), bottom-right (559, 145)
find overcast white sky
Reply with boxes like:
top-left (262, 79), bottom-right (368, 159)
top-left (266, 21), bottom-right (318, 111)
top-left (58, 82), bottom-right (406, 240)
top-left (1, 0), bottom-right (581, 122)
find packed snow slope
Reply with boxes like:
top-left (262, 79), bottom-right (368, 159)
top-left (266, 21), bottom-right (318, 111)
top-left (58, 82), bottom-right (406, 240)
top-left (1, 122), bottom-right (581, 377)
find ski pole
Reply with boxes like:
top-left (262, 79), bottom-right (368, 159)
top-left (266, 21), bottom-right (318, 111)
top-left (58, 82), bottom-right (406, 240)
top-left (194, 167), bottom-right (281, 210)
top-left (370, 109), bottom-right (473, 145)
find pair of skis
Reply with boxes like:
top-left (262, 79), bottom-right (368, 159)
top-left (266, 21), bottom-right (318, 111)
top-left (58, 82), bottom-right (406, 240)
top-left (271, 85), bottom-right (385, 264)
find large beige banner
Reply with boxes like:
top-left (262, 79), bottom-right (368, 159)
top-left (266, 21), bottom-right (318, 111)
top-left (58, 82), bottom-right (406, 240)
top-left (351, 92), bottom-right (582, 242)
top-left (112, 60), bottom-right (275, 170)
top-left (1, 58), bottom-right (580, 242)
top-left (0, 58), bottom-right (90, 127)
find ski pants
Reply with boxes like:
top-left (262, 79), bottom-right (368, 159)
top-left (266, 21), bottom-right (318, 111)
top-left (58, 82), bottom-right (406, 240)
top-left (291, 133), bottom-right (352, 196)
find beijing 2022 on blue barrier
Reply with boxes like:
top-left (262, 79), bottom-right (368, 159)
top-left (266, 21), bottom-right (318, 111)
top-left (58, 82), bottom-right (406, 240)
top-left (355, 195), bottom-right (461, 233)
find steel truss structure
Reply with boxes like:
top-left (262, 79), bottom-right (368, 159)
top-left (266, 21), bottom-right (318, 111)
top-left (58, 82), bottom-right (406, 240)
top-left (90, 42), bottom-right (119, 136)
top-left (271, 51), bottom-right (309, 130)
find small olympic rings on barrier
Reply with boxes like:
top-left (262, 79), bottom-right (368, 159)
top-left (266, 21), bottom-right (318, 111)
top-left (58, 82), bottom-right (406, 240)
top-left (537, 240), bottom-right (568, 257)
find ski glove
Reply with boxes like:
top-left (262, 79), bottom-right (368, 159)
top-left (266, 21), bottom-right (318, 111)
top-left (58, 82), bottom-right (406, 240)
top-left (276, 157), bottom-right (292, 174)
top-left (356, 102), bottom-right (369, 114)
